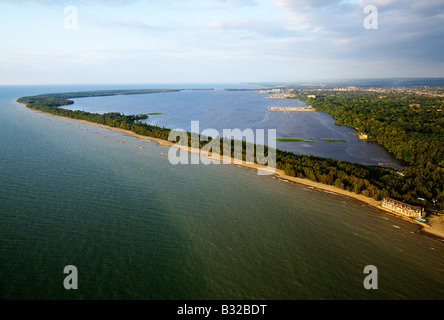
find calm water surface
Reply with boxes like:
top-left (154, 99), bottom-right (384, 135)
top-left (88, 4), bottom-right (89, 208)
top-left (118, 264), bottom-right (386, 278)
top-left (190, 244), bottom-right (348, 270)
top-left (70, 89), bottom-right (401, 166)
top-left (1, 85), bottom-right (443, 300)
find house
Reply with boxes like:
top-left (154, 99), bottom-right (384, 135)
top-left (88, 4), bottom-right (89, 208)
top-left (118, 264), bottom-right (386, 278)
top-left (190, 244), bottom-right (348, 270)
top-left (358, 133), bottom-right (368, 140)
top-left (381, 198), bottom-right (425, 219)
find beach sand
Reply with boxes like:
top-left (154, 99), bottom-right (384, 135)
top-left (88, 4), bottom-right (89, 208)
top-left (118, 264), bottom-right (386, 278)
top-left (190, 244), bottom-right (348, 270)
top-left (19, 101), bottom-right (444, 239)
top-left (422, 215), bottom-right (444, 239)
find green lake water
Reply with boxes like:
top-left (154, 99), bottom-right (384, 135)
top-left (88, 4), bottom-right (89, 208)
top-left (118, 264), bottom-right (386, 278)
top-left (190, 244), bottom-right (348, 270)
top-left (1, 86), bottom-right (443, 300)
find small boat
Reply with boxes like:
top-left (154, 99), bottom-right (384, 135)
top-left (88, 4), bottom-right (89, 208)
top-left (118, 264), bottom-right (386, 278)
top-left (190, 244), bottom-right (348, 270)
top-left (414, 218), bottom-right (427, 223)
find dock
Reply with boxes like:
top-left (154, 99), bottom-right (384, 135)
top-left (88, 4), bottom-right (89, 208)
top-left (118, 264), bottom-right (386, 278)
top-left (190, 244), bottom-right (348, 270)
top-left (268, 106), bottom-right (316, 112)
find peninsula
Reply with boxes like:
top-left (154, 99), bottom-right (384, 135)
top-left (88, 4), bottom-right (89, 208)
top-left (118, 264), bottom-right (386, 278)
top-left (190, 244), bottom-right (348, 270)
top-left (16, 88), bottom-right (444, 238)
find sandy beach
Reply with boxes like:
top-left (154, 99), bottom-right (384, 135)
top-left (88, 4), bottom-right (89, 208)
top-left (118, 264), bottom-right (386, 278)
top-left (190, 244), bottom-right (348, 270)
top-left (422, 215), bottom-right (444, 239)
top-left (18, 101), bottom-right (444, 239)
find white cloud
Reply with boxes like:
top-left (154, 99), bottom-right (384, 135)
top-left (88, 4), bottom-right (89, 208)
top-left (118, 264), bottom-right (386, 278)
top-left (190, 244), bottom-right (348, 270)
top-left (0, 0), bottom-right (443, 83)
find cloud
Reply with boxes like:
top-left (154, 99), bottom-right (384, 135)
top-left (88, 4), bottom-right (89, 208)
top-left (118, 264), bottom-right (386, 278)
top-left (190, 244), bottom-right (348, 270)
top-left (272, 0), bottom-right (444, 60)
top-left (9, 0), bottom-right (140, 5)
top-left (1, 0), bottom-right (443, 82)
top-left (207, 0), bottom-right (258, 8)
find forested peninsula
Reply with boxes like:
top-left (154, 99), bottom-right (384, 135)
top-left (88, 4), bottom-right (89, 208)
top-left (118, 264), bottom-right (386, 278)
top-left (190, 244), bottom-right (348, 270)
top-left (17, 89), bottom-right (443, 213)
top-left (293, 89), bottom-right (443, 212)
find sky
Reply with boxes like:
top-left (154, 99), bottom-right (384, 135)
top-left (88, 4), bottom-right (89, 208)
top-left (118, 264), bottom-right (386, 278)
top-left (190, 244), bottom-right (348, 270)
top-left (0, 0), bottom-right (443, 85)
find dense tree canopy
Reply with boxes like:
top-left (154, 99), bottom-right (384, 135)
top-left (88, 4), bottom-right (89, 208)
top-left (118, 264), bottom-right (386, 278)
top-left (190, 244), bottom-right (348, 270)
top-left (291, 90), bottom-right (443, 210)
top-left (17, 89), bottom-right (444, 212)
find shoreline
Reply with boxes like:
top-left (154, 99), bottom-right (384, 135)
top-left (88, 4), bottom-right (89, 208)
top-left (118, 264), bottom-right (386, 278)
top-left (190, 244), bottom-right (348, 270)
top-left (18, 101), bottom-right (444, 240)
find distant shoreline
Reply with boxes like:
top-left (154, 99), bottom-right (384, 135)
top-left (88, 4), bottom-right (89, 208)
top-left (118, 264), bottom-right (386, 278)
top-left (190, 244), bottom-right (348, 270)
top-left (17, 101), bottom-right (444, 240)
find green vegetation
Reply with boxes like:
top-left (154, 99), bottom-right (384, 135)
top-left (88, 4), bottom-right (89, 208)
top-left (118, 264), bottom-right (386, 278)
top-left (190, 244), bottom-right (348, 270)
top-left (291, 89), bottom-right (444, 211)
top-left (276, 138), bottom-right (318, 143)
top-left (17, 88), bottom-right (444, 212)
top-left (321, 138), bottom-right (347, 143)
top-left (276, 137), bottom-right (347, 143)
top-left (23, 89), bottom-right (181, 100)
top-left (146, 112), bottom-right (164, 115)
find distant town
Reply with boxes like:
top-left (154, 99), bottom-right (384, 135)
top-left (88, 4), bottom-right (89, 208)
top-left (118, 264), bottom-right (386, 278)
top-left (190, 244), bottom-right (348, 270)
top-left (256, 85), bottom-right (444, 98)
top-left (255, 85), bottom-right (444, 112)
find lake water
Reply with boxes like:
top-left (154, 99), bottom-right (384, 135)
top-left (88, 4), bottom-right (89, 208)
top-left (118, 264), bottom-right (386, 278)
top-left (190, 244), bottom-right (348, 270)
top-left (69, 88), bottom-right (401, 167)
top-left (1, 85), bottom-right (443, 300)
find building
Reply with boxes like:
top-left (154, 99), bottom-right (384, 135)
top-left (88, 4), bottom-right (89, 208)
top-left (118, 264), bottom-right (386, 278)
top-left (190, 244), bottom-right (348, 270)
top-left (358, 133), bottom-right (368, 140)
top-left (381, 198), bottom-right (425, 219)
